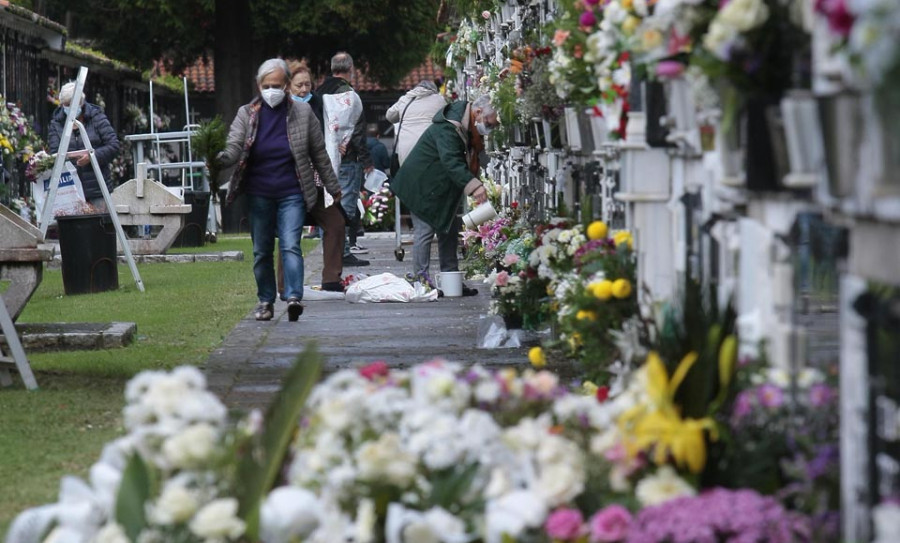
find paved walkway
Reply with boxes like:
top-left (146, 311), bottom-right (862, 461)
top-left (203, 232), bottom-right (531, 411)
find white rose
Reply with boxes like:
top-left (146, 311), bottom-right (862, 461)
top-left (702, 21), bottom-right (740, 60)
top-left (537, 463), bottom-right (585, 506)
top-left (149, 483), bottom-right (198, 525)
top-left (718, 0), bottom-right (769, 31)
top-left (162, 423), bottom-right (218, 469)
top-left (635, 466), bottom-right (696, 507)
top-left (474, 380), bottom-right (502, 403)
top-left (188, 498), bottom-right (246, 540)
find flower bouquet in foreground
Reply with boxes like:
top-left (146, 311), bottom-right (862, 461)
top-left (9, 336), bottom-right (832, 543)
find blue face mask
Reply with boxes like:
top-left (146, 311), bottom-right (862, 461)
top-left (292, 94), bottom-right (312, 103)
top-left (63, 105), bottom-right (82, 117)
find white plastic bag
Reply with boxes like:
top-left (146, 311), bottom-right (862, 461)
top-left (345, 273), bottom-right (438, 303)
top-left (322, 91), bottom-right (363, 178)
top-left (363, 168), bottom-right (388, 193)
top-left (32, 162), bottom-right (86, 221)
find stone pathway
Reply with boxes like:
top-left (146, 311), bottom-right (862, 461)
top-left (203, 232), bottom-right (531, 411)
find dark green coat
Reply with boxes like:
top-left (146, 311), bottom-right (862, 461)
top-left (390, 101), bottom-right (482, 233)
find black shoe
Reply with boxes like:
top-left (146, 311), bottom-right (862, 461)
top-left (321, 281), bottom-right (345, 292)
top-left (461, 286), bottom-right (479, 297)
top-left (287, 298), bottom-right (304, 322)
top-left (343, 254), bottom-right (370, 266)
top-left (254, 302), bottom-right (274, 321)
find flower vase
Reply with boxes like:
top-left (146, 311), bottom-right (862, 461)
top-left (744, 94), bottom-right (790, 192)
top-left (780, 90), bottom-right (823, 189)
top-left (644, 80), bottom-right (671, 148)
top-left (502, 313), bottom-right (523, 330)
top-left (587, 112), bottom-right (607, 149)
top-left (716, 113), bottom-right (745, 187)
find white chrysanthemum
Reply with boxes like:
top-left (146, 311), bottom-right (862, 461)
top-left (161, 423), bottom-right (219, 470)
top-left (635, 466), bottom-right (696, 506)
top-left (189, 498), bottom-right (246, 540)
top-left (148, 481), bottom-right (199, 525)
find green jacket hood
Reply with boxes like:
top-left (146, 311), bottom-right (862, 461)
top-left (432, 100), bottom-right (468, 124)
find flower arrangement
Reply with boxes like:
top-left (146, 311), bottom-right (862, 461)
top-left (362, 184), bottom-right (396, 231)
top-left (0, 99), bottom-right (43, 162)
top-left (25, 150), bottom-right (56, 182)
top-left (446, 17), bottom-right (483, 68)
top-left (10, 345), bottom-right (829, 543)
top-left (486, 238), bottom-right (550, 329)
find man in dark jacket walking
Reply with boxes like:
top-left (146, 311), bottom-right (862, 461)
top-left (48, 81), bottom-right (120, 211)
top-left (390, 94), bottom-right (495, 290)
top-left (316, 52), bottom-right (373, 267)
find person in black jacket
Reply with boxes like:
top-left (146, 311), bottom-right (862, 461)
top-left (315, 51), bottom-right (373, 267)
top-left (48, 81), bottom-right (120, 211)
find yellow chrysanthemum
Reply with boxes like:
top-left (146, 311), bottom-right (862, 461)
top-left (612, 278), bottom-right (632, 299)
top-left (586, 220), bottom-right (608, 241)
top-left (576, 309), bottom-right (598, 321)
top-left (589, 280), bottom-right (613, 301)
top-left (613, 231), bottom-right (633, 249)
top-left (622, 15), bottom-right (640, 36)
top-left (528, 346), bottom-right (546, 368)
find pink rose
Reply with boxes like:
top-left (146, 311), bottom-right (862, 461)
top-left (495, 270), bottom-right (510, 287)
top-left (589, 505), bottom-right (632, 542)
top-left (545, 508), bottom-right (584, 541)
top-left (482, 10), bottom-right (492, 19)
top-left (359, 361), bottom-right (389, 381)
top-left (502, 254), bottom-right (520, 266)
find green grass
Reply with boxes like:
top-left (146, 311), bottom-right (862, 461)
top-left (0, 235), bottom-right (315, 534)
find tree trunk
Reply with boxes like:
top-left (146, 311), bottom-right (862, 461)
top-left (214, 0), bottom-right (254, 126)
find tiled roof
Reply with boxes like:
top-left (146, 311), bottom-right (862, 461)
top-left (173, 56), bottom-right (442, 94)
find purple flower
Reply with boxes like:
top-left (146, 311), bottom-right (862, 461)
top-left (545, 508), bottom-right (585, 541)
top-left (756, 384), bottom-right (784, 409)
top-left (589, 505), bottom-right (632, 542)
top-left (655, 61), bottom-right (685, 79)
top-left (731, 390), bottom-right (754, 422)
top-left (808, 383), bottom-right (835, 407)
top-left (626, 488), bottom-right (810, 543)
top-left (580, 10), bottom-right (597, 27)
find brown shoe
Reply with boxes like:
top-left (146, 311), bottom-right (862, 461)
top-left (254, 302), bottom-right (274, 321)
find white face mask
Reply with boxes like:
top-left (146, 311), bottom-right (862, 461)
top-left (261, 88), bottom-right (285, 108)
top-left (475, 120), bottom-right (492, 136)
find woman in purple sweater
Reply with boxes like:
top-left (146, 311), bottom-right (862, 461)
top-left (219, 58), bottom-right (342, 322)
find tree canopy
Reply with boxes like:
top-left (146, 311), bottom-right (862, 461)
top-left (24, 0), bottom-right (442, 87)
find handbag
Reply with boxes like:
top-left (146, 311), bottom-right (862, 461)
top-left (389, 97), bottom-right (416, 177)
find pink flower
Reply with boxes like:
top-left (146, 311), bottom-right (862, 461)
top-left (495, 270), bottom-right (510, 287)
top-left (359, 361), bottom-right (389, 381)
top-left (655, 61), bottom-right (685, 79)
top-left (502, 254), bottom-right (520, 266)
top-left (579, 10), bottom-right (597, 27)
top-left (809, 383), bottom-right (835, 407)
top-left (815, 0), bottom-right (855, 37)
top-left (757, 384), bottom-right (784, 408)
top-left (545, 508), bottom-right (584, 541)
top-left (553, 29), bottom-right (571, 47)
top-left (482, 10), bottom-right (492, 19)
top-left (589, 505), bottom-right (632, 542)
top-left (585, 0), bottom-right (601, 4)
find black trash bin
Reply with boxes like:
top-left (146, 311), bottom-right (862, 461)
top-left (57, 214), bottom-right (119, 295)
top-left (173, 190), bottom-right (211, 247)
top-left (218, 188), bottom-right (250, 234)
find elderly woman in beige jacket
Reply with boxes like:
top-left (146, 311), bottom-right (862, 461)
top-left (385, 80), bottom-right (447, 165)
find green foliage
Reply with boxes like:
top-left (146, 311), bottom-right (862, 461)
top-left (191, 116), bottom-right (228, 196)
top-left (115, 454), bottom-right (154, 540)
top-left (236, 346), bottom-right (321, 540)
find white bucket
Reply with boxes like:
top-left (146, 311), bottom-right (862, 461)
top-left (462, 202), bottom-right (498, 229)
top-left (436, 271), bottom-right (465, 297)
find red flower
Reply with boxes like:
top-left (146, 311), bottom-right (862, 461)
top-left (596, 385), bottom-right (610, 402)
top-left (359, 361), bottom-right (390, 380)
top-left (511, 201), bottom-right (519, 209)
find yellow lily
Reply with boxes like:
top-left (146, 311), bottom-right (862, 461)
top-left (619, 351), bottom-right (717, 474)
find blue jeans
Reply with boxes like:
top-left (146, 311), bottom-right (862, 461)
top-left (248, 193), bottom-right (305, 303)
top-left (338, 162), bottom-right (362, 256)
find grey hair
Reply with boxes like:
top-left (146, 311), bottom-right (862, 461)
top-left (59, 82), bottom-right (85, 106)
top-left (416, 79), bottom-right (438, 93)
top-left (331, 52), bottom-right (353, 74)
top-left (472, 94), bottom-right (495, 115)
top-left (256, 58), bottom-right (291, 86)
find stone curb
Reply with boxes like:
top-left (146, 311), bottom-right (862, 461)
top-left (48, 250), bottom-right (244, 269)
top-left (1, 321), bottom-right (136, 352)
